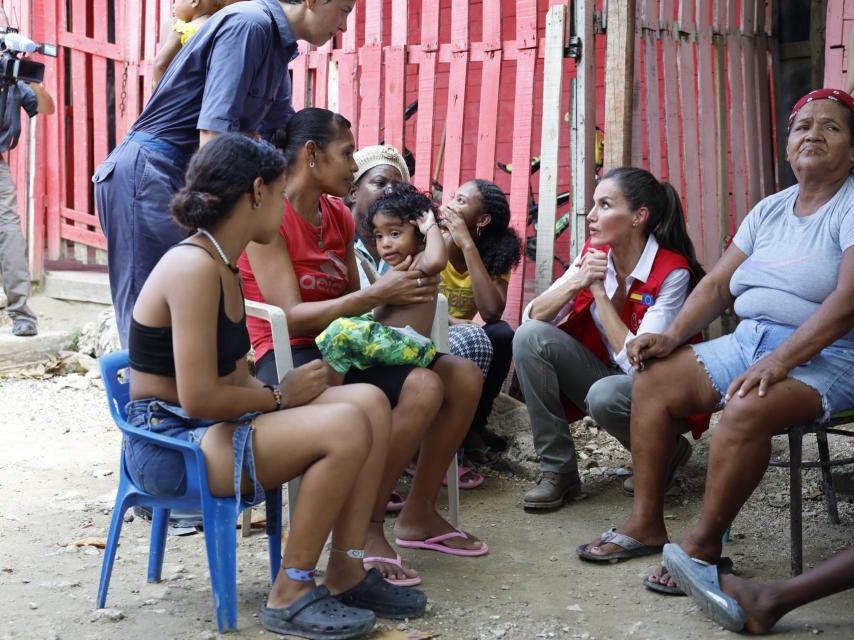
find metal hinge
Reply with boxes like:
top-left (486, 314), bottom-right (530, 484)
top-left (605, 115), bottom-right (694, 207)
top-left (565, 36), bottom-right (582, 61)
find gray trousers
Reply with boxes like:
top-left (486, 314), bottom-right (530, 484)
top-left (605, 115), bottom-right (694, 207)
top-left (514, 320), bottom-right (685, 474)
top-left (0, 158), bottom-right (35, 322)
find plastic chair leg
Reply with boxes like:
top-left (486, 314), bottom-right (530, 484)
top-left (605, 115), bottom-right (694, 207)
top-left (788, 427), bottom-right (804, 576)
top-left (815, 430), bottom-right (840, 524)
top-left (265, 488), bottom-right (283, 583)
top-left (202, 500), bottom-right (240, 633)
top-left (447, 456), bottom-right (459, 528)
top-left (147, 506), bottom-right (170, 583)
top-left (98, 488), bottom-right (133, 608)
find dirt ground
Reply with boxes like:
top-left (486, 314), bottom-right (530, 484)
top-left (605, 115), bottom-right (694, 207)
top-left (1, 368), bottom-right (854, 640)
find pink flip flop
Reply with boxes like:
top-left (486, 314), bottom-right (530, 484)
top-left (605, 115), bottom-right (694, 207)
top-left (386, 490), bottom-right (406, 512)
top-left (395, 529), bottom-right (489, 557)
top-left (362, 554), bottom-right (422, 587)
top-left (444, 465), bottom-right (484, 490)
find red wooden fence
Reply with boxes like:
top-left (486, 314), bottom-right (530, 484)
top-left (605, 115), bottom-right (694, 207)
top-left (18, 0), bottom-right (786, 323)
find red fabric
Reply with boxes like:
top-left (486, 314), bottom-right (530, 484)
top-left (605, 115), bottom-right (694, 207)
top-left (239, 195), bottom-right (356, 359)
top-left (787, 88), bottom-right (854, 129)
top-left (558, 240), bottom-right (710, 439)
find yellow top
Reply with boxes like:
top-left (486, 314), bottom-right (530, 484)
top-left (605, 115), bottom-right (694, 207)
top-left (173, 19), bottom-right (200, 46)
top-left (439, 261), bottom-right (512, 320)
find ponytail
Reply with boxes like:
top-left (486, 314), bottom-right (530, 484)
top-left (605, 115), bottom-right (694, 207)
top-left (603, 167), bottom-right (706, 285)
top-left (270, 108), bottom-right (352, 169)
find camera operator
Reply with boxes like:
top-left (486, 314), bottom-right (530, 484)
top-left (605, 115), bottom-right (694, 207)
top-left (0, 79), bottom-right (53, 336)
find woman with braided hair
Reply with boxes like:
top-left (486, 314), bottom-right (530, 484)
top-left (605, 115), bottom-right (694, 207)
top-left (439, 179), bottom-right (522, 467)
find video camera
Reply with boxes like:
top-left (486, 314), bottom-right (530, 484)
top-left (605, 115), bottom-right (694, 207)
top-left (0, 9), bottom-right (56, 87)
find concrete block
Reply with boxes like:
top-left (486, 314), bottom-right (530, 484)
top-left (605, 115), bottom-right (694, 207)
top-left (43, 271), bottom-right (112, 305)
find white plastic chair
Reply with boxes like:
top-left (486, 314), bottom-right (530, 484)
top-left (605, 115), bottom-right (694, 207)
top-left (243, 297), bottom-right (459, 532)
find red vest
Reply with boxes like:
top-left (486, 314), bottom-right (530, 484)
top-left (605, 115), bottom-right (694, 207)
top-left (558, 241), bottom-right (710, 439)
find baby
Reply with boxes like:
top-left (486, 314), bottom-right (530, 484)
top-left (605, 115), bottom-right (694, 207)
top-left (152, 0), bottom-right (237, 87)
top-left (316, 183), bottom-right (448, 383)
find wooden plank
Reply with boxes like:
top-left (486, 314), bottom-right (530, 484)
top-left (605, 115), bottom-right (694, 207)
top-left (337, 6), bottom-right (359, 132)
top-left (413, 0), bottom-right (440, 192)
top-left (474, 0), bottom-right (503, 180)
top-left (603, 0), bottom-right (636, 170)
top-left (122, 0), bottom-right (143, 136)
top-left (382, 0), bottom-right (408, 153)
top-left (754, 1), bottom-right (774, 197)
top-left (660, 0), bottom-right (682, 191)
top-left (714, 34), bottom-right (731, 253)
top-left (570, 0), bottom-right (596, 261)
top-left (314, 41), bottom-right (331, 109)
top-left (642, 33), bottom-right (662, 179)
top-left (535, 4), bottom-right (566, 294)
top-left (727, 0), bottom-right (748, 226)
top-left (697, 0), bottom-right (720, 268)
top-left (506, 0), bottom-right (539, 324)
top-left (441, 0), bottom-right (470, 202)
top-left (60, 223), bottom-right (108, 250)
top-left (56, 31), bottom-right (123, 60)
top-left (61, 207), bottom-right (104, 228)
top-left (631, 16), bottom-right (643, 169)
top-left (741, 0), bottom-right (761, 210)
top-left (70, 2), bottom-right (91, 263)
top-left (91, 0), bottom-right (110, 265)
top-left (676, 22), bottom-right (702, 259)
top-left (291, 44), bottom-right (310, 110)
top-left (358, 0), bottom-right (383, 146)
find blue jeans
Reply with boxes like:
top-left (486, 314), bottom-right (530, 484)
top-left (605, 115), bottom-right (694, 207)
top-left (691, 319), bottom-right (854, 423)
top-left (125, 398), bottom-right (264, 506)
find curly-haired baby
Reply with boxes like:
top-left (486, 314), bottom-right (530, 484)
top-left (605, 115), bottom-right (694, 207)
top-left (316, 183), bottom-right (448, 383)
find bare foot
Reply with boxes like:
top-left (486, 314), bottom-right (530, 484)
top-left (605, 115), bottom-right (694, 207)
top-left (394, 509), bottom-right (485, 552)
top-left (583, 523), bottom-right (668, 558)
top-left (646, 564), bottom-right (678, 590)
top-left (719, 573), bottom-right (784, 634)
top-left (364, 521), bottom-right (419, 582)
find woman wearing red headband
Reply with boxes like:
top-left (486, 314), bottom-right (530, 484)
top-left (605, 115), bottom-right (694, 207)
top-left (575, 89), bottom-right (854, 608)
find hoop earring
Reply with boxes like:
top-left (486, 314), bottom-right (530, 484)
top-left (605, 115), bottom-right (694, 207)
top-left (309, 160), bottom-right (316, 168)
top-left (253, 202), bottom-right (261, 209)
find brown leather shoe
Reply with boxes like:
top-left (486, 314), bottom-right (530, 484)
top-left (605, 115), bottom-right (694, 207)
top-left (523, 471), bottom-right (587, 509)
top-left (623, 436), bottom-right (693, 495)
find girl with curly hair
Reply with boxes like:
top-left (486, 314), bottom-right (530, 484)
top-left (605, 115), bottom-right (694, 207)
top-left (439, 179), bottom-right (522, 466)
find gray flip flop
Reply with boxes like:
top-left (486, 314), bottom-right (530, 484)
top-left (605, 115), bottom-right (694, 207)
top-left (662, 543), bottom-right (747, 631)
top-left (644, 556), bottom-right (734, 596)
top-left (334, 568), bottom-right (427, 619)
top-left (260, 585), bottom-right (376, 640)
top-left (576, 527), bottom-right (666, 563)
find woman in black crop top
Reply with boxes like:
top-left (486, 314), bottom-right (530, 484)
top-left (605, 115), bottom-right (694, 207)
top-left (125, 134), bottom-right (426, 639)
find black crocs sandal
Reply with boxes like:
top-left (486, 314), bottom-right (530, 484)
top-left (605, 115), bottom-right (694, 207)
top-left (643, 556), bottom-right (734, 596)
top-left (334, 568), bottom-right (427, 620)
top-left (260, 585), bottom-right (375, 639)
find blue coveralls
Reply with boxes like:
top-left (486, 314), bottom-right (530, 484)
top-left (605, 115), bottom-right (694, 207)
top-left (93, 0), bottom-right (297, 345)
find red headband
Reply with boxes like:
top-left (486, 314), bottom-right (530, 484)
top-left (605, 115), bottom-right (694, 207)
top-left (787, 89), bottom-right (854, 129)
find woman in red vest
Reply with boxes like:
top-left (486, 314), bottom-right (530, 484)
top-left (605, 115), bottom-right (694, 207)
top-left (513, 167), bottom-right (705, 512)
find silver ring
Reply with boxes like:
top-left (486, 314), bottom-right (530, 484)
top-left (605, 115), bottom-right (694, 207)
top-left (416, 277), bottom-right (423, 288)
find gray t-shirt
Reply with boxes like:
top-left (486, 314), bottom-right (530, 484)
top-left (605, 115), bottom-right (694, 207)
top-left (730, 175), bottom-right (854, 346)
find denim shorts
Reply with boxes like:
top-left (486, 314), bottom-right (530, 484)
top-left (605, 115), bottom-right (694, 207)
top-left (691, 319), bottom-right (854, 423)
top-left (125, 398), bottom-right (265, 505)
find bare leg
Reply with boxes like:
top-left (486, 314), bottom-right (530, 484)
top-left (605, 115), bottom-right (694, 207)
top-left (677, 380), bottom-right (822, 561)
top-left (585, 347), bottom-right (719, 558)
top-left (365, 368), bottom-right (444, 581)
top-left (394, 355), bottom-right (486, 551)
top-left (306, 384), bottom-right (392, 593)
top-left (719, 547), bottom-right (854, 634)
top-left (200, 401), bottom-right (374, 607)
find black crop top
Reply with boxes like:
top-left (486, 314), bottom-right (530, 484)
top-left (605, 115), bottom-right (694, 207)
top-left (128, 244), bottom-right (251, 378)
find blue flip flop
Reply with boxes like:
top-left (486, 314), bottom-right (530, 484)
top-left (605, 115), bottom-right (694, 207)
top-left (662, 543), bottom-right (747, 631)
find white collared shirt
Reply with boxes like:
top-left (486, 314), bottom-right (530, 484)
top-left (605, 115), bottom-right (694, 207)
top-left (522, 234), bottom-right (690, 375)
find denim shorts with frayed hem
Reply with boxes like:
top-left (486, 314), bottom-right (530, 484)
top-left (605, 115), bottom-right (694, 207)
top-left (125, 398), bottom-right (265, 504)
top-left (690, 319), bottom-right (854, 423)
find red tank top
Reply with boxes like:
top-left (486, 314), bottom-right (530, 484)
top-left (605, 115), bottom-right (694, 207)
top-left (239, 195), bottom-right (355, 359)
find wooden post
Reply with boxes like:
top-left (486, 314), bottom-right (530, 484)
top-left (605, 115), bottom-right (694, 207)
top-left (535, 4), bottom-right (567, 294)
top-left (413, 1), bottom-right (440, 192)
top-left (474, 0), bottom-right (503, 180)
top-left (382, 0), bottom-right (408, 153)
top-left (603, 0), bottom-right (636, 170)
top-left (358, 0), bottom-right (383, 146)
top-left (570, 0), bottom-right (595, 261)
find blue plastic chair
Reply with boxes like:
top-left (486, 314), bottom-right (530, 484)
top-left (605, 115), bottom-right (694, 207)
top-left (96, 350), bottom-right (283, 632)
